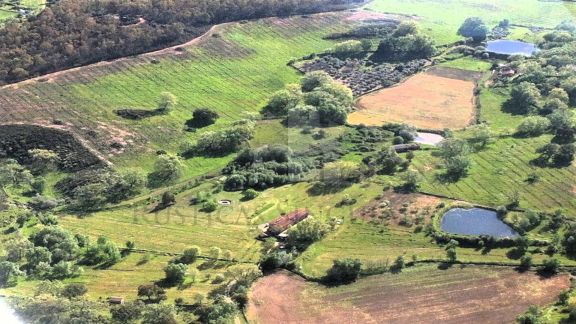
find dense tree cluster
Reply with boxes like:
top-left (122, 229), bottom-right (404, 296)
top-left (223, 144), bottom-right (312, 191)
top-left (0, 0), bottom-right (362, 84)
top-left (285, 217), bottom-right (329, 250)
top-left (262, 71), bottom-right (354, 126)
top-left (55, 168), bottom-right (145, 210)
top-left (502, 25), bottom-right (576, 167)
top-left (457, 17), bottom-right (489, 41)
top-left (371, 21), bottom-right (436, 62)
top-left (182, 120), bottom-right (255, 158)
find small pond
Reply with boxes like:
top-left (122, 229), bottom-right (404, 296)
top-left (487, 40), bottom-right (537, 56)
top-left (414, 132), bottom-right (444, 146)
top-left (440, 208), bottom-right (518, 238)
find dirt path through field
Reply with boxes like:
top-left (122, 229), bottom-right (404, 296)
top-left (247, 266), bottom-right (569, 324)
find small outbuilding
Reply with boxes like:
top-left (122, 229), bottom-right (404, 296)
top-left (108, 296), bottom-right (125, 305)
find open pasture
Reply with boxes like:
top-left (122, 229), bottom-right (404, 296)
top-left (365, 0), bottom-right (576, 44)
top-left (349, 67), bottom-right (479, 130)
top-left (247, 266), bottom-right (570, 324)
top-left (0, 13), bottom-right (352, 176)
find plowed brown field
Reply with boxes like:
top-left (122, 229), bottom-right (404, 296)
top-left (247, 266), bottom-right (569, 324)
top-left (349, 68), bottom-right (479, 130)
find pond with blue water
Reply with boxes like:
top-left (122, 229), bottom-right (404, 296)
top-left (440, 207), bottom-right (518, 238)
top-left (487, 40), bottom-right (537, 56)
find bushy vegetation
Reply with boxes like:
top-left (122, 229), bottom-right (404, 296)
top-left (262, 71), bottom-right (353, 126)
top-left (371, 21), bottom-right (436, 62)
top-left (183, 120), bottom-right (255, 157)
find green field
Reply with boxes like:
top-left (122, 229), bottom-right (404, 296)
top-left (366, 0), bottom-right (576, 44)
top-left (0, 14), bottom-right (349, 180)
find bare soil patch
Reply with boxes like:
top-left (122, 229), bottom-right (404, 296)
top-left (247, 266), bottom-right (570, 324)
top-left (354, 191), bottom-right (441, 226)
top-left (345, 10), bottom-right (417, 22)
top-left (349, 68), bottom-right (479, 130)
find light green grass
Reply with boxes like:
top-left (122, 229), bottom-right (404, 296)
top-left (365, 0), bottom-right (576, 44)
top-left (438, 57), bottom-right (493, 72)
top-left (3, 14), bottom-right (349, 179)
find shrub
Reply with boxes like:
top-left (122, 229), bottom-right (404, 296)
top-left (326, 258), bottom-right (362, 284)
top-left (516, 116), bottom-right (551, 137)
top-left (181, 246), bottom-right (201, 264)
top-left (186, 108), bottom-right (219, 129)
top-left (242, 189), bottom-right (259, 200)
top-left (164, 263), bottom-right (187, 284)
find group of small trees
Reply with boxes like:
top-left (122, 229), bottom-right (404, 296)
top-left (223, 144), bottom-right (311, 191)
top-left (436, 138), bottom-right (471, 180)
top-left (371, 21), bottom-right (436, 62)
top-left (262, 71), bottom-right (354, 126)
top-left (183, 120), bottom-right (255, 157)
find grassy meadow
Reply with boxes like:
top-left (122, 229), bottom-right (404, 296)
top-left (366, 0), bottom-right (576, 44)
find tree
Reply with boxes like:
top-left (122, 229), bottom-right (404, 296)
top-left (263, 89), bottom-right (301, 116)
top-left (29, 226), bottom-right (79, 264)
top-left (0, 261), bottom-right (22, 287)
top-left (157, 92), bottom-right (177, 113)
top-left (445, 239), bottom-right (459, 262)
top-left (208, 246), bottom-right (222, 260)
top-left (508, 82), bottom-right (542, 114)
top-left (137, 284), bottom-right (167, 303)
top-left (401, 169), bottom-right (422, 192)
top-left (326, 258), bottom-right (362, 284)
top-left (301, 71), bottom-right (331, 92)
top-left (468, 124), bottom-right (492, 149)
top-left (160, 191), bottom-right (176, 207)
top-left (242, 189), bottom-right (259, 200)
top-left (186, 108), bottom-right (220, 129)
top-left (110, 301), bottom-right (144, 323)
top-left (392, 255), bottom-right (405, 271)
top-left (517, 305), bottom-right (544, 324)
top-left (541, 258), bottom-right (560, 274)
top-left (392, 21), bottom-right (418, 37)
top-left (61, 283), bottom-right (87, 299)
top-left (28, 149), bottom-right (59, 174)
top-left (332, 40), bottom-right (363, 58)
top-left (457, 17), bottom-right (489, 41)
top-left (319, 161), bottom-right (362, 187)
top-left (141, 304), bottom-right (177, 324)
top-left (377, 146), bottom-right (403, 174)
top-left (26, 246), bottom-right (52, 270)
top-left (520, 255), bottom-right (533, 270)
top-left (164, 263), bottom-right (187, 284)
top-left (286, 217), bottom-right (329, 250)
top-left (516, 116), bottom-right (551, 137)
top-left (83, 236), bottom-right (121, 266)
top-left (181, 246), bottom-right (201, 264)
top-left (147, 155), bottom-right (183, 188)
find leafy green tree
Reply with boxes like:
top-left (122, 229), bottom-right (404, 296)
top-left (242, 189), bottom-right (259, 200)
top-left (137, 284), bottom-right (167, 303)
top-left (110, 301), bottom-right (144, 323)
top-left (157, 92), bottom-right (177, 113)
top-left (147, 155), bottom-right (183, 188)
top-left (508, 82), bottom-right (542, 114)
top-left (392, 21), bottom-right (418, 37)
top-left (377, 146), bottom-right (403, 174)
top-left (186, 108), bottom-right (220, 128)
top-left (517, 305), bottom-right (544, 324)
top-left (82, 236), bottom-right (121, 266)
top-left (541, 258), bottom-right (560, 274)
top-left (301, 71), bottom-right (331, 92)
top-left (331, 40), bottom-right (363, 58)
top-left (457, 17), bottom-right (489, 41)
top-left (0, 261), bottom-right (23, 287)
top-left (61, 283), bottom-right (87, 299)
top-left (401, 169), bottom-right (422, 192)
top-left (181, 246), bottom-right (201, 264)
top-left (286, 217), bottom-right (329, 250)
top-left (29, 226), bottom-right (79, 264)
top-left (142, 304), bottom-right (177, 324)
top-left (326, 258), bottom-right (362, 284)
top-left (520, 255), bottom-right (533, 270)
top-left (208, 246), bottom-right (222, 260)
top-left (164, 263), bottom-right (187, 284)
top-left (392, 255), bottom-right (405, 271)
top-left (28, 149), bottom-right (59, 174)
top-left (468, 124), bottom-right (492, 149)
top-left (517, 116), bottom-right (551, 137)
top-left (263, 89), bottom-right (301, 116)
top-left (26, 246), bottom-right (52, 270)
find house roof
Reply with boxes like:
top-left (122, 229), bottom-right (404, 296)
top-left (268, 208), bottom-right (309, 233)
